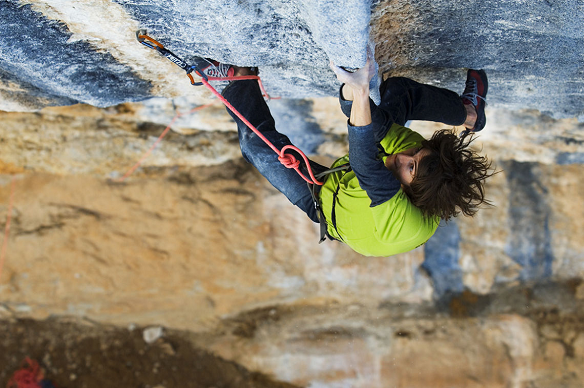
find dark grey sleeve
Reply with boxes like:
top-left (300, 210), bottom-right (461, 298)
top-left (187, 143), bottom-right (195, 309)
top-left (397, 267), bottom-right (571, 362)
top-left (347, 108), bottom-right (402, 207)
top-left (338, 84), bottom-right (393, 142)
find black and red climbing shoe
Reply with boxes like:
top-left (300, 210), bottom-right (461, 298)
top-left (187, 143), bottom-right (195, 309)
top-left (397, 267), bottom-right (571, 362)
top-left (461, 69), bottom-right (488, 133)
top-left (195, 59), bottom-right (235, 78)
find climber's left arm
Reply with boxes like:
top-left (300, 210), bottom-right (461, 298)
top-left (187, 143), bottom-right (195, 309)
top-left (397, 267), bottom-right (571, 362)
top-left (335, 67), bottom-right (392, 141)
top-left (330, 58), bottom-right (401, 206)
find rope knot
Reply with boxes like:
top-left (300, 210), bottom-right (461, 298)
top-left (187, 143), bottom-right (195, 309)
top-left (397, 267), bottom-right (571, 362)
top-left (278, 152), bottom-right (300, 169)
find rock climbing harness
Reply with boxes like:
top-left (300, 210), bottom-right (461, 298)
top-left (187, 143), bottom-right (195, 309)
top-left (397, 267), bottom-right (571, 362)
top-left (309, 163), bottom-right (352, 243)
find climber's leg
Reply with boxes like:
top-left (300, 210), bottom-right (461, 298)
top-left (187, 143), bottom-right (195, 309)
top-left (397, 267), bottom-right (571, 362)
top-left (378, 77), bottom-right (467, 127)
top-left (222, 77), bottom-right (327, 223)
top-left (463, 104), bottom-right (477, 129)
top-left (232, 66), bottom-right (256, 77)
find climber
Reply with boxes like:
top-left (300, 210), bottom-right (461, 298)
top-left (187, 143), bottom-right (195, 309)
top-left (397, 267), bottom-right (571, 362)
top-left (208, 54), bottom-right (492, 257)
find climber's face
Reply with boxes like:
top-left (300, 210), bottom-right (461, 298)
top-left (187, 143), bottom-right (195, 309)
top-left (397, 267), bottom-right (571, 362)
top-left (385, 147), bottom-right (430, 187)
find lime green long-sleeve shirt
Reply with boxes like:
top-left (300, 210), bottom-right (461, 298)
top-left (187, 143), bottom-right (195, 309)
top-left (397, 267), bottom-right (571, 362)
top-left (319, 123), bottom-right (439, 257)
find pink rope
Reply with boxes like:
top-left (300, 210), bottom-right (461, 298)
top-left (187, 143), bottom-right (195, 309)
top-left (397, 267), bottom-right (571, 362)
top-left (135, 33), bottom-right (322, 185)
top-left (199, 77), bottom-right (324, 185)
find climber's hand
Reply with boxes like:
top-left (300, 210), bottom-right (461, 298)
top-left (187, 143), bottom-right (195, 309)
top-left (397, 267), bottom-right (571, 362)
top-left (330, 51), bottom-right (375, 92)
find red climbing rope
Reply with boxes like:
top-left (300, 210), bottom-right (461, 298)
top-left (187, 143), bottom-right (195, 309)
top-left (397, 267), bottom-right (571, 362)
top-left (136, 31), bottom-right (324, 185)
top-left (197, 76), bottom-right (324, 185)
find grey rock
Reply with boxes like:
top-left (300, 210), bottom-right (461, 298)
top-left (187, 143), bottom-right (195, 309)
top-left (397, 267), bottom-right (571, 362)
top-left (0, 0), bottom-right (151, 110)
top-left (1, 0), bottom-right (583, 119)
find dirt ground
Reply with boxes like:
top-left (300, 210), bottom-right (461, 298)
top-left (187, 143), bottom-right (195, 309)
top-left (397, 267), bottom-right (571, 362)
top-left (0, 318), bottom-right (300, 388)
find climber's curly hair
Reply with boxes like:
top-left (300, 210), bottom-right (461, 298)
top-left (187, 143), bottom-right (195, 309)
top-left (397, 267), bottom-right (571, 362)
top-left (404, 129), bottom-right (494, 220)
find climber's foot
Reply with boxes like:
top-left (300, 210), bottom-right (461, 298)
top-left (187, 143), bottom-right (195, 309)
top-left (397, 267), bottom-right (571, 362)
top-left (199, 60), bottom-right (235, 78)
top-left (461, 69), bottom-right (488, 132)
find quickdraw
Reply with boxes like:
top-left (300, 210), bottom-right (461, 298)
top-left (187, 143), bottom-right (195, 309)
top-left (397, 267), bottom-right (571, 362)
top-left (136, 30), bottom-right (272, 99)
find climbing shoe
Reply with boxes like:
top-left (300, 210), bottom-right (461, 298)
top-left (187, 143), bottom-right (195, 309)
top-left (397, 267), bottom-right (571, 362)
top-left (461, 69), bottom-right (488, 133)
top-left (195, 59), bottom-right (235, 78)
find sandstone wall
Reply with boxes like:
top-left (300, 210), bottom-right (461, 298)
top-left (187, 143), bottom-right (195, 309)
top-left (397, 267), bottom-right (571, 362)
top-left (1, 0), bottom-right (584, 387)
top-left (1, 106), bottom-right (584, 387)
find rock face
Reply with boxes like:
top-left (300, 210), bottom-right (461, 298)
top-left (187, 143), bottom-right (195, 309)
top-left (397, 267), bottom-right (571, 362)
top-left (1, 1), bottom-right (584, 387)
top-left (371, 0), bottom-right (584, 119)
top-left (2, 0), bottom-right (583, 118)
